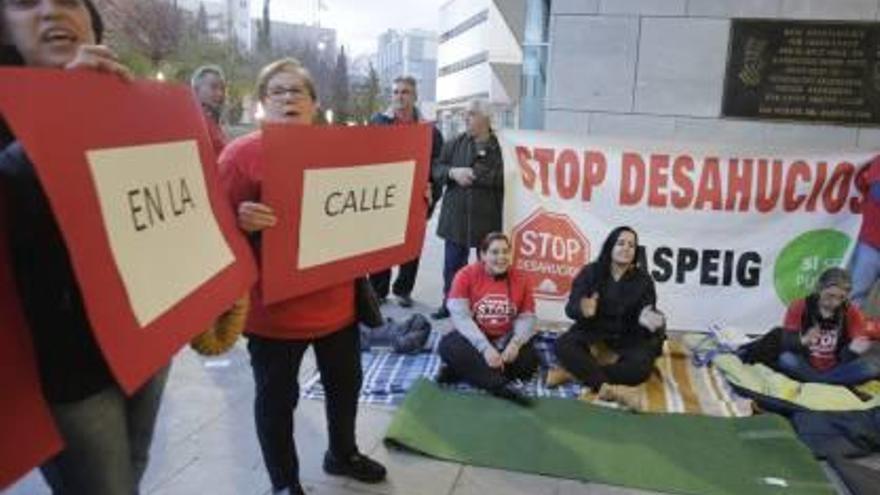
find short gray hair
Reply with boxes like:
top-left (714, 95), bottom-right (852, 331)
top-left (466, 98), bottom-right (492, 118)
top-left (393, 75), bottom-right (418, 92)
top-left (191, 65), bottom-right (226, 88)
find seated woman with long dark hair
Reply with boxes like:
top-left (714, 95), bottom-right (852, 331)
top-left (437, 232), bottom-right (539, 406)
top-left (551, 226), bottom-right (666, 410)
top-left (778, 267), bottom-right (880, 385)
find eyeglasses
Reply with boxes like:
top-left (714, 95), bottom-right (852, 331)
top-left (266, 85), bottom-right (309, 101)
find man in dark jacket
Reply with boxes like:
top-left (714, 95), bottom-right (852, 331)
top-left (367, 76), bottom-right (444, 308)
top-left (431, 99), bottom-right (503, 319)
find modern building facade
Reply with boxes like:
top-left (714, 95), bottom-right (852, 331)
top-left (436, 0), bottom-right (553, 136)
top-left (177, 0), bottom-right (252, 52)
top-left (226, 0), bottom-right (253, 52)
top-left (545, 0), bottom-right (880, 148)
top-left (252, 20), bottom-right (338, 62)
top-left (377, 29), bottom-right (439, 117)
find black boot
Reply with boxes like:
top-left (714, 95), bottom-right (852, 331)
top-left (323, 450), bottom-right (387, 483)
top-left (431, 305), bottom-right (450, 319)
top-left (435, 365), bottom-right (459, 384)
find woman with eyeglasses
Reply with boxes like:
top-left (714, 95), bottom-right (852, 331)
top-left (777, 267), bottom-right (880, 385)
top-left (218, 58), bottom-right (386, 495)
top-left (1, 1), bottom-right (169, 493)
top-left (436, 232), bottom-right (539, 406)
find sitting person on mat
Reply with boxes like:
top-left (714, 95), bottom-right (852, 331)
top-left (550, 226), bottom-right (666, 410)
top-left (778, 267), bottom-right (880, 385)
top-left (436, 232), bottom-right (539, 406)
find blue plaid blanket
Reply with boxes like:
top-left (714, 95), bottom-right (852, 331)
top-left (301, 331), bottom-right (582, 406)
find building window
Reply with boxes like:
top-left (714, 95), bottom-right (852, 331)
top-left (439, 9), bottom-right (489, 44)
top-left (438, 51), bottom-right (488, 77)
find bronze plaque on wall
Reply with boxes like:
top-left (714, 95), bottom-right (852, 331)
top-left (723, 19), bottom-right (880, 125)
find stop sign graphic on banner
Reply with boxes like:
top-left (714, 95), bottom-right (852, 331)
top-left (511, 209), bottom-right (590, 300)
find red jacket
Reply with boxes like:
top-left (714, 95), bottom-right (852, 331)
top-left (218, 131), bottom-right (355, 340)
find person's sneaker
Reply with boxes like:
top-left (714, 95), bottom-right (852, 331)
top-left (490, 384), bottom-right (533, 407)
top-left (430, 305), bottom-right (450, 319)
top-left (395, 293), bottom-right (414, 308)
top-left (323, 451), bottom-right (387, 483)
top-left (435, 365), bottom-right (459, 384)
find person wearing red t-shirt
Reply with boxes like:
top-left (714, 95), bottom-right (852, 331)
top-left (779, 268), bottom-right (880, 385)
top-left (436, 232), bottom-right (539, 406)
top-left (218, 58), bottom-right (385, 495)
top-left (851, 157), bottom-right (880, 308)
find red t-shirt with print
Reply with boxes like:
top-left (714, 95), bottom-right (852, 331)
top-left (783, 299), bottom-right (869, 371)
top-left (218, 131), bottom-right (355, 340)
top-left (448, 262), bottom-right (535, 338)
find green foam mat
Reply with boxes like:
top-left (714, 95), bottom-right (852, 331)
top-left (384, 379), bottom-right (834, 495)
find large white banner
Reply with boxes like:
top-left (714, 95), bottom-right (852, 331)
top-left (499, 129), bottom-right (874, 333)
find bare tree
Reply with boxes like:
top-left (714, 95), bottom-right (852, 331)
top-left (330, 46), bottom-right (351, 123)
top-left (96, 0), bottom-right (184, 69)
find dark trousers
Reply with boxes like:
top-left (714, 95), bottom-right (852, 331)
top-left (555, 325), bottom-right (663, 390)
top-left (778, 348), bottom-right (880, 385)
top-left (247, 325), bottom-right (362, 491)
top-left (438, 331), bottom-right (539, 390)
top-left (443, 240), bottom-right (477, 297)
top-left (41, 366), bottom-right (170, 495)
top-left (369, 256), bottom-right (420, 299)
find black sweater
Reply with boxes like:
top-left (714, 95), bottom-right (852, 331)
top-left (565, 262), bottom-right (660, 341)
top-left (0, 142), bottom-right (113, 403)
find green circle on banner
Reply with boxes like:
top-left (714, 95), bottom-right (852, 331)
top-left (774, 229), bottom-right (852, 305)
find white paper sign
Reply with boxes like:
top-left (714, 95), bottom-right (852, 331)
top-left (298, 160), bottom-right (415, 269)
top-left (87, 140), bottom-right (234, 327)
top-left (500, 129), bottom-right (874, 332)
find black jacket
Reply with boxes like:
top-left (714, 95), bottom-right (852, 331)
top-left (0, 142), bottom-right (113, 403)
top-left (432, 132), bottom-right (503, 247)
top-left (369, 110), bottom-right (444, 217)
top-left (565, 262), bottom-right (662, 342)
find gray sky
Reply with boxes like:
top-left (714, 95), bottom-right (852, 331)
top-left (252, 0), bottom-right (445, 56)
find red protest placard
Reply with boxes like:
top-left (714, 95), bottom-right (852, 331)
top-left (0, 186), bottom-right (62, 489)
top-left (0, 69), bottom-right (257, 394)
top-left (262, 124), bottom-right (431, 303)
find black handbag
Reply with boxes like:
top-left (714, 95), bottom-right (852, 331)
top-left (355, 277), bottom-right (384, 328)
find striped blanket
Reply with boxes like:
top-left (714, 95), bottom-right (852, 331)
top-left (301, 331), bottom-right (753, 416)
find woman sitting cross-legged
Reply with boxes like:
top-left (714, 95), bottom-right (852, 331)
top-left (436, 232), bottom-right (539, 406)
top-left (778, 267), bottom-right (880, 386)
top-left (550, 226), bottom-right (666, 410)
